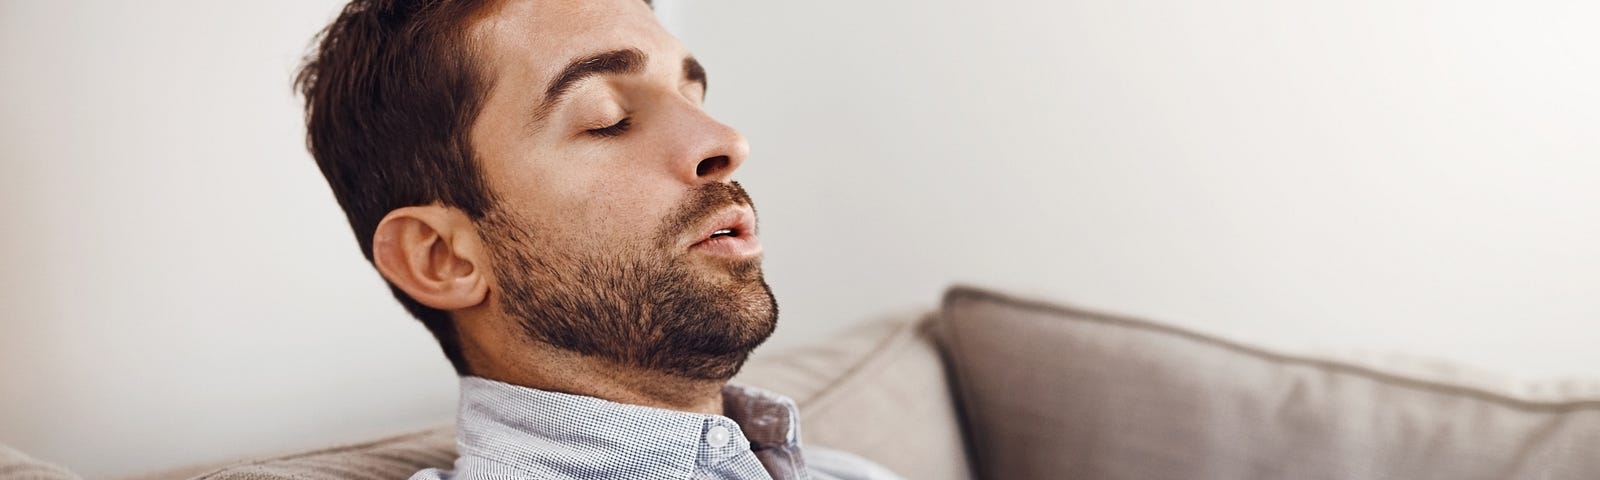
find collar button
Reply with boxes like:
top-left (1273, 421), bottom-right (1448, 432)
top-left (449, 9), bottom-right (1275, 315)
top-left (705, 425), bottom-right (731, 448)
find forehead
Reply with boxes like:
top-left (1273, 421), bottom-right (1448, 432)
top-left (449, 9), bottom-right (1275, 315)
top-left (471, 0), bottom-right (680, 84)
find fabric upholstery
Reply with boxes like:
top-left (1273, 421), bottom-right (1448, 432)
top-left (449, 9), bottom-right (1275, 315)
top-left (735, 310), bottom-right (975, 480)
top-left (1, 444), bottom-right (82, 480)
top-left (937, 285), bottom-right (1600, 480)
top-left (184, 428), bottom-right (455, 480)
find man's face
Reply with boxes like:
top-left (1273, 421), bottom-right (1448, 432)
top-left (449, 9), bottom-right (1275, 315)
top-left (464, 0), bottom-right (776, 380)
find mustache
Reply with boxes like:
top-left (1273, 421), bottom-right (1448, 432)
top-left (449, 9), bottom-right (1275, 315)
top-left (657, 181), bottom-right (755, 247)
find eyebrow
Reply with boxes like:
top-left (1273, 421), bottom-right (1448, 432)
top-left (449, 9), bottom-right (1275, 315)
top-left (530, 48), bottom-right (710, 127)
top-left (683, 56), bottom-right (706, 91)
top-left (543, 48), bottom-right (647, 108)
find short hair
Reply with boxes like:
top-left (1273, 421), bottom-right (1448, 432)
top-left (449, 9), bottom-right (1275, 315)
top-left (295, 0), bottom-right (496, 375)
top-left (296, 0), bottom-right (656, 375)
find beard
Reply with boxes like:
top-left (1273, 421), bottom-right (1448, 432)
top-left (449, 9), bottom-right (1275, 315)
top-left (478, 181), bottom-right (777, 381)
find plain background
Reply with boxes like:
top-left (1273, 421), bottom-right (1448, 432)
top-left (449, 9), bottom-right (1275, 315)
top-left (2, 0), bottom-right (1597, 477)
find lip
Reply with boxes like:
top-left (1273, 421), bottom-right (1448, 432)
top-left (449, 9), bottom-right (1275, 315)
top-left (686, 206), bottom-right (762, 258)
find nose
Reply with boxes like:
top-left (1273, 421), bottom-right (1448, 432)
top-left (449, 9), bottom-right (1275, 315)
top-left (671, 105), bottom-right (749, 184)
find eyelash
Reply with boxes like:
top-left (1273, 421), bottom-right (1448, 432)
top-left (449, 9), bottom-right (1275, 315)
top-left (586, 117), bottom-right (632, 137)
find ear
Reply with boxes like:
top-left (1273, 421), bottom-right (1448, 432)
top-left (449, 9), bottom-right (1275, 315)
top-left (371, 205), bottom-right (490, 311)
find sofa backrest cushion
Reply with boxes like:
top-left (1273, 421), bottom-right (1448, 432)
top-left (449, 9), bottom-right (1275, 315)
top-left (936, 285), bottom-right (1600, 480)
top-left (185, 428), bottom-right (454, 480)
top-left (735, 310), bottom-right (975, 480)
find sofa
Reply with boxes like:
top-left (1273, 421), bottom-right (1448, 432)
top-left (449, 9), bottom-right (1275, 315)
top-left (7, 285), bottom-right (1599, 479)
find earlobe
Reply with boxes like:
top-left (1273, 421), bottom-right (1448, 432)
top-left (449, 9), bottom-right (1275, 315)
top-left (372, 206), bottom-right (490, 311)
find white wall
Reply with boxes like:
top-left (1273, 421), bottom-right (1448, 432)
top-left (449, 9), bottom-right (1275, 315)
top-left (2, 0), bottom-right (1597, 477)
top-left (0, 1), bottom-right (458, 477)
top-left (675, 0), bottom-right (1600, 374)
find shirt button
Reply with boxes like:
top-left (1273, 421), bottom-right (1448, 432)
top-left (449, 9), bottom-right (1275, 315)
top-left (705, 425), bottom-right (731, 448)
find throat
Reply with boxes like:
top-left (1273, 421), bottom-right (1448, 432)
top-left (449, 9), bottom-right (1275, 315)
top-left (468, 340), bottom-right (728, 416)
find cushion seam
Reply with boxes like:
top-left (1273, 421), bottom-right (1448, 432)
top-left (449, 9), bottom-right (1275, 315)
top-left (794, 312), bottom-right (930, 414)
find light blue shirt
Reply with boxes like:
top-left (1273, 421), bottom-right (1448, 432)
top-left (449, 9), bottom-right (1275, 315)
top-left (411, 376), bottom-right (900, 480)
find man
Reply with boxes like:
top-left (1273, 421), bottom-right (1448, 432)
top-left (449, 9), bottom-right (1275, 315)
top-left (296, 0), bottom-right (900, 479)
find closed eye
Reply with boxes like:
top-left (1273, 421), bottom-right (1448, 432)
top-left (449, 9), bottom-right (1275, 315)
top-left (586, 117), bottom-right (632, 137)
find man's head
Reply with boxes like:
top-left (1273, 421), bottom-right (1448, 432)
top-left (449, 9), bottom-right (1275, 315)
top-left (296, 0), bottom-right (776, 381)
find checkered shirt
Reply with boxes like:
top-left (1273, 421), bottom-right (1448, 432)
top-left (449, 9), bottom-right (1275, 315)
top-left (410, 376), bottom-right (894, 480)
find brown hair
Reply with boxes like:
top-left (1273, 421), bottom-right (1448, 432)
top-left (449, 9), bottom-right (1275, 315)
top-left (295, 0), bottom-right (655, 375)
top-left (295, 0), bottom-right (497, 375)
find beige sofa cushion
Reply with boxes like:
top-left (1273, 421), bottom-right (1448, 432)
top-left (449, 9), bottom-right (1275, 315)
top-left (938, 285), bottom-right (1600, 480)
top-left (175, 311), bottom-right (960, 479)
top-left (181, 428), bottom-right (454, 480)
top-left (735, 310), bottom-right (974, 480)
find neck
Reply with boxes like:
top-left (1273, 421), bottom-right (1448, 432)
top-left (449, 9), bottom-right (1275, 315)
top-left (466, 338), bottom-right (727, 416)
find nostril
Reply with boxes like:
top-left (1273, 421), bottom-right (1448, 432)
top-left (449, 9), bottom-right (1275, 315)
top-left (696, 155), bottom-right (731, 177)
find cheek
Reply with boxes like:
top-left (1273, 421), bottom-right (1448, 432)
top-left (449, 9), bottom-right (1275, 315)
top-left (500, 174), bottom-right (682, 249)
top-left (586, 179), bottom-right (683, 241)
top-left (480, 128), bottom-right (686, 248)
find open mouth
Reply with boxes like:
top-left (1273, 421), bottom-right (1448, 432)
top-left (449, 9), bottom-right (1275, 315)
top-left (688, 207), bottom-right (761, 258)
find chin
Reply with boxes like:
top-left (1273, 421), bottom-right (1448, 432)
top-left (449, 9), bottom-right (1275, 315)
top-left (663, 267), bottom-right (778, 381)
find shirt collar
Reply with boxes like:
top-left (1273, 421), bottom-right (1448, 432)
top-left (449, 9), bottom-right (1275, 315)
top-left (721, 383), bottom-right (802, 451)
top-left (453, 376), bottom-right (802, 477)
